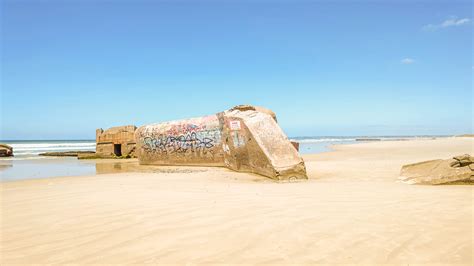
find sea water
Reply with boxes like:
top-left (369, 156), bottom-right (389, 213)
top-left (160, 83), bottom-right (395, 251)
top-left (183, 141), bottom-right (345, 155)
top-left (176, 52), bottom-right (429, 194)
top-left (0, 140), bottom-right (96, 158)
top-left (293, 135), bottom-right (443, 154)
top-left (0, 140), bottom-right (97, 181)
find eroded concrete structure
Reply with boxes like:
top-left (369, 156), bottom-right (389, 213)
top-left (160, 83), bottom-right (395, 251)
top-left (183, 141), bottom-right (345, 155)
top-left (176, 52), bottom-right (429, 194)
top-left (96, 125), bottom-right (137, 157)
top-left (0, 144), bottom-right (13, 157)
top-left (400, 154), bottom-right (474, 184)
top-left (135, 105), bottom-right (307, 180)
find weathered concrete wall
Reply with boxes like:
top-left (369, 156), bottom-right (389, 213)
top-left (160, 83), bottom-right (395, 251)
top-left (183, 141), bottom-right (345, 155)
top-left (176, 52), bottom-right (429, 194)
top-left (135, 106), bottom-right (307, 180)
top-left (135, 115), bottom-right (224, 166)
top-left (96, 125), bottom-right (137, 157)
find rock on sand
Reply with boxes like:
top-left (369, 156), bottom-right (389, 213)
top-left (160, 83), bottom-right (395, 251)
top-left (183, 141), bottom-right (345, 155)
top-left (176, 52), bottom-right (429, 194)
top-left (400, 154), bottom-right (474, 184)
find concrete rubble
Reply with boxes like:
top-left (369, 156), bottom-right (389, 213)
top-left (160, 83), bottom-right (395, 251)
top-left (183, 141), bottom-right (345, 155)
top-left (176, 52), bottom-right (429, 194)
top-left (399, 154), bottom-right (474, 184)
top-left (0, 144), bottom-right (13, 157)
top-left (40, 151), bottom-right (95, 157)
top-left (135, 105), bottom-right (307, 180)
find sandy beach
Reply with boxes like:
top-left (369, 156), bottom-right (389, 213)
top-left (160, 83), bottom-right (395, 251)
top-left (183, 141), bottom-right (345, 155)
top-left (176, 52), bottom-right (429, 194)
top-left (1, 137), bottom-right (472, 264)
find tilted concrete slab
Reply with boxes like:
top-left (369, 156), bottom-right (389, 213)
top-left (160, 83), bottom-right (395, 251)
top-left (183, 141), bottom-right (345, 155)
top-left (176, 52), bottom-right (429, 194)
top-left (399, 154), bottom-right (474, 185)
top-left (135, 105), bottom-right (307, 180)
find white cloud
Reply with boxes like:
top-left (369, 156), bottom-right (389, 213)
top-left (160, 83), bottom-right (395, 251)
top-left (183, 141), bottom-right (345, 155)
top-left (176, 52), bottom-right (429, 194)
top-left (441, 18), bottom-right (470, 27)
top-left (423, 17), bottom-right (471, 31)
top-left (401, 58), bottom-right (415, 64)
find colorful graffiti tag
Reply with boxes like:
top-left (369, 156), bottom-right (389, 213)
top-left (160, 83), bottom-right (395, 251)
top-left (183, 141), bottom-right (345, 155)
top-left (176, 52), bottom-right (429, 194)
top-left (140, 130), bottom-right (220, 154)
top-left (137, 115), bottom-right (222, 155)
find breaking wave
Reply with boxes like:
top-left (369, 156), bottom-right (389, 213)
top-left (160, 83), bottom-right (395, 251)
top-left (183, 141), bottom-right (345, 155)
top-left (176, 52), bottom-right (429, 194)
top-left (1, 141), bottom-right (96, 158)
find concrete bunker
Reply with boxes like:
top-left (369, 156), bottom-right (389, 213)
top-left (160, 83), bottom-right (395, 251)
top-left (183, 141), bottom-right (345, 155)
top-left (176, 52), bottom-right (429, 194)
top-left (135, 105), bottom-right (307, 180)
top-left (96, 125), bottom-right (137, 158)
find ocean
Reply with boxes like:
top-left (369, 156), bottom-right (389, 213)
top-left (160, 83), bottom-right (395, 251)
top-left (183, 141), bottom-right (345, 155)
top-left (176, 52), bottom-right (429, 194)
top-left (0, 140), bottom-right (96, 159)
top-left (292, 135), bottom-right (444, 154)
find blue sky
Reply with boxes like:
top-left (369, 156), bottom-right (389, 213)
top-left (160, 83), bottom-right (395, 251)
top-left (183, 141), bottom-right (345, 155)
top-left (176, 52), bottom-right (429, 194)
top-left (1, 0), bottom-right (472, 139)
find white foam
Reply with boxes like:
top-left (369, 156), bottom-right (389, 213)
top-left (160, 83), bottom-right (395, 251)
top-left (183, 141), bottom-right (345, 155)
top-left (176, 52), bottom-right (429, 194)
top-left (10, 143), bottom-right (96, 148)
top-left (3, 141), bottom-right (96, 159)
top-left (13, 146), bottom-right (95, 152)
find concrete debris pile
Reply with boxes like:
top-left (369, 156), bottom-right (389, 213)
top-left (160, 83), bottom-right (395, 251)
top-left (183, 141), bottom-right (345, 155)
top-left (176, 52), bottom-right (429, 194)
top-left (0, 144), bottom-right (13, 157)
top-left (400, 154), bottom-right (474, 185)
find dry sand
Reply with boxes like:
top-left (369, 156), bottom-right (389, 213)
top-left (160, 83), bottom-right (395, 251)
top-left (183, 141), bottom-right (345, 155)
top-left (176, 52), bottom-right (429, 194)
top-left (1, 138), bottom-right (473, 265)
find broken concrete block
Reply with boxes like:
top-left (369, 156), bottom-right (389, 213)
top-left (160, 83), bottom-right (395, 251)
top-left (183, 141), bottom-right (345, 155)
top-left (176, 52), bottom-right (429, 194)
top-left (0, 144), bottom-right (13, 157)
top-left (400, 155), bottom-right (474, 185)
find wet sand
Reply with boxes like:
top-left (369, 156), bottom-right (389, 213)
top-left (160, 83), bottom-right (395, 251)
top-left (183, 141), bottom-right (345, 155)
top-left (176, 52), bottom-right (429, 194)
top-left (1, 137), bottom-right (473, 264)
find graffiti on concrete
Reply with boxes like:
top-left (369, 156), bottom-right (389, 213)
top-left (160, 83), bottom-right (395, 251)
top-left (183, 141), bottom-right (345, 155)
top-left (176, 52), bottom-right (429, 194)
top-left (138, 117), bottom-right (222, 155)
top-left (141, 131), bottom-right (220, 154)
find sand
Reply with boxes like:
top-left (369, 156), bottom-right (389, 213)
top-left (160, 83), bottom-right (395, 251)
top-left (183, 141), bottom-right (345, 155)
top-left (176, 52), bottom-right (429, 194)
top-left (1, 138), bottom-right (473, 265)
